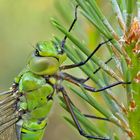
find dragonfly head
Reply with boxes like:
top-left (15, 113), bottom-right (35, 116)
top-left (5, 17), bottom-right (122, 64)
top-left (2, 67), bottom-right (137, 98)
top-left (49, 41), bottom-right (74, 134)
top-left (28, 41), bottom-right (66, 75)
top-left (35, 41), bottom-right (67, 63)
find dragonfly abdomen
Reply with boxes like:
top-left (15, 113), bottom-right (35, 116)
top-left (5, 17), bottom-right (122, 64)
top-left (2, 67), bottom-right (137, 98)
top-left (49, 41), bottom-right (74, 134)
top-left (16, 71), bottom-right (54, 140)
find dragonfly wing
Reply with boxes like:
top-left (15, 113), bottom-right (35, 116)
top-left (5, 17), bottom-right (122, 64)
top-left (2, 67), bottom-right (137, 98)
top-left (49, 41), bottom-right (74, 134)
top-left (0, 90), bottom-right (19, 140)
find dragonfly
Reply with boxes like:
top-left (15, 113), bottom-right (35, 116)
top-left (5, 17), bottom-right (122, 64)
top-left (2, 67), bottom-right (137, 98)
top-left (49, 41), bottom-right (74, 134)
top-left (0, 5), bottom-right (131, 140)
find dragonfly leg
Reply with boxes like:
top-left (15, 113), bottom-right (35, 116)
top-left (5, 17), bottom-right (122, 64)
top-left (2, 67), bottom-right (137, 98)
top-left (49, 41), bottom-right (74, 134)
top-left (60, 5), bottom-right (78, 53)
top-left (61, 72), bottom-right (131, 92)
top-left (81, 81), bottom-right (131, 92)
top-left (60, 57), bottom-right (113, 84)
top-left (83, 114), bottom-right (110, 121)
top-left (93, 58), bottom-right (113, 74)
top-left (61, 72), bottom-right (87, 83)
top-left (60, 39), bottom-right (112, 70)
top-left (68, 96), bottom-right (110, 121)
top-left (64, 94), bottom-right (110, 122)
top-left (60, 86), bottom-right (110, 140)
top-left (83, 57), bottom-right (113, 83)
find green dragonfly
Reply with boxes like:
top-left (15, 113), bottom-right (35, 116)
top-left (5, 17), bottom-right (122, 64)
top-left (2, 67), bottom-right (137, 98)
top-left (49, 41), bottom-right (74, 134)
top-left (0, 5), bottom-right (130, 140)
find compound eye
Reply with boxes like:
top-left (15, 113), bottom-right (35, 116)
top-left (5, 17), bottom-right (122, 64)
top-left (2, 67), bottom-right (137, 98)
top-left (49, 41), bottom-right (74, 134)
top-left (54, 43), bottom-right (63, 54)
top-left (35, 49), bottom-right (40, 56)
